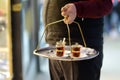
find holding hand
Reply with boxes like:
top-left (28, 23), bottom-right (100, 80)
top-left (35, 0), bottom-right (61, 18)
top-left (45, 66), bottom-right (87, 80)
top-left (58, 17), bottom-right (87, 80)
top-left (61, 3), bottom-right (77, 24)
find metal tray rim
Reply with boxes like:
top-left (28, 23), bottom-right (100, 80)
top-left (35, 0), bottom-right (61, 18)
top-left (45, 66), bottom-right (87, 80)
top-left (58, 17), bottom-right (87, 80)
top-left (33, 46), bottom-right (99, 61)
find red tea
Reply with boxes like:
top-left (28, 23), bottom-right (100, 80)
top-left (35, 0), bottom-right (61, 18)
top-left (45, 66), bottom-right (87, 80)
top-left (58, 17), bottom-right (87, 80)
top-left (56, 51), bottom-right (64, 57)
top-left (72, 51), bottom-right (80, 57)
top-left (56, 47), bottom-right (64, 57)
top-left (72, 47), bottom-right (80, 51)
top-left (57, 47), bottom-right (64, 50)
top-left (71, 43), bottom-right (82, 57)
top-left (56, 40), bottom-right (65, 57)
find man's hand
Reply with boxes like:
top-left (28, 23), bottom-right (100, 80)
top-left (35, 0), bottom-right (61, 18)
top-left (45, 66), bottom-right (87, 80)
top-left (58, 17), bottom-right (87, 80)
top-left (61, 3), bottom-right (77, 24)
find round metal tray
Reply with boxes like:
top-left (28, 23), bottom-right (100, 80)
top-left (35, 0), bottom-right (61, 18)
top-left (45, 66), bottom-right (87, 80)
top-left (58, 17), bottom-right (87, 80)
top-left (33, 46), bottom-right (99, 61)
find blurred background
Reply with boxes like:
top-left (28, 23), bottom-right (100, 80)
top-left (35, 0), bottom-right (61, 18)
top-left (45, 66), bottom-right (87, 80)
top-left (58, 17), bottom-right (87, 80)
top-left (0, 0), bottom-right (120, 80)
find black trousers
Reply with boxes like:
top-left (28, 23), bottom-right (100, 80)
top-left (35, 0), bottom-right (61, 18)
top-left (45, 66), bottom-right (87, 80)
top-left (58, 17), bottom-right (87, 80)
top-left (49, 46), bottom-right (103, 80)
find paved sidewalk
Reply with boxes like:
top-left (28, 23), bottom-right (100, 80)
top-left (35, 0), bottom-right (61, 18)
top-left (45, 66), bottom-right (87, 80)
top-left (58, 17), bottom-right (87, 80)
top-left (101, 35), bottom-right (120, 80)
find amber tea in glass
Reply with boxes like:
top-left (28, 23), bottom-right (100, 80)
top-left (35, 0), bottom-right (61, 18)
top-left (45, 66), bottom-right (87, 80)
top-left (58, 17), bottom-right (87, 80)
top-left (71, 43), bottom-right (82, 57)
top-left (56, 40), bottom-right (65, 57)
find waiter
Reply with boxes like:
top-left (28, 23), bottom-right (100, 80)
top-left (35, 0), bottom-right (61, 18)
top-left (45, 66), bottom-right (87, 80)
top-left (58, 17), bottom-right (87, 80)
top-left (42, 0), bottom-right (113, 80)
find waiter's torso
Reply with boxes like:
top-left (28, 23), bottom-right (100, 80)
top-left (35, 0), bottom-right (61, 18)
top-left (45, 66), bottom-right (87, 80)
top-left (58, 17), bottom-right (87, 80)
top-left (43, 0), bottom-right (104, 47)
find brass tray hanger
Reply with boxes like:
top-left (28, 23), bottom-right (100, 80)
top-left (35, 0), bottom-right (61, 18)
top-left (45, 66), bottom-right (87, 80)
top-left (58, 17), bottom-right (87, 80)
top-left (36, 19), bottom-right (87, 50)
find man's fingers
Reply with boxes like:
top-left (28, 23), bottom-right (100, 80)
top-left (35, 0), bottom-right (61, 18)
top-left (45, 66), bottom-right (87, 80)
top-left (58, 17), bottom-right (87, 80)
top-left (61, 7), bottom-right (67, 12)
top-left (61, 3), bottom-right (76, 24)
top-left (61, 12), bottom-right (66, 17)
top-left (63, 17), bottom-right (72, 24)
top-left (61, 6), bottom-right (69, 17)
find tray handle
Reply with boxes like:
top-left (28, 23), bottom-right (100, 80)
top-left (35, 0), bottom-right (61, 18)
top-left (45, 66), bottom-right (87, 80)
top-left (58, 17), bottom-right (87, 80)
top-left (36, 19), bottom-right (87, 50)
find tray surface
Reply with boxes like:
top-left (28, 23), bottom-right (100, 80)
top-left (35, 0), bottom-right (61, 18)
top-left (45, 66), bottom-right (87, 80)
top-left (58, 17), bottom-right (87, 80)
top-left (34, 46), bottom-right (99, 61)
